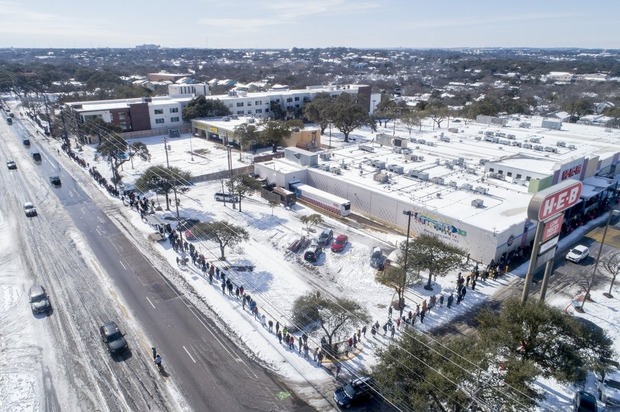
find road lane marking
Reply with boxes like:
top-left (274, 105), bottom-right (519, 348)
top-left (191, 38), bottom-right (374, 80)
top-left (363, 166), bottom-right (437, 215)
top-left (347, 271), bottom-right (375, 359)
top-left (95, 228), bottom-right (102, 236)
top-left (146, 296), bottom-right (156, 309)
top-left (183, 346), bottom-right (197, 363)
top-left (119, 260), bottom-right (127, 270)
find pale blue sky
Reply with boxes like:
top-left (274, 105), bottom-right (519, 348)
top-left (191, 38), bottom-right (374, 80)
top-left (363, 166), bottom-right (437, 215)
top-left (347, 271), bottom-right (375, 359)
top-left (1, 0), bottom-right (618, 49)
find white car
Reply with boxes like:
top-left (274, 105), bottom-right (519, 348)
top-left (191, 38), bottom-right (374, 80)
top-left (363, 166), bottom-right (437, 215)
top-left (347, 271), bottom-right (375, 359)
top-left (598, 369), bottom-right (620, 408)
top-left (566, 245), bottom-right (589, 263)
top-left (24, 202), bottom-right (37, 217)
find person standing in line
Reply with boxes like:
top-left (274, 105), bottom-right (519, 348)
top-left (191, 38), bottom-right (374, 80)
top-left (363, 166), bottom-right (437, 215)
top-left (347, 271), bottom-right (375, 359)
top-left (391, 325), bottom-right (396, 338)
top-left (268, 320), bottom-right (274, 333)
top-left (275, 321), bottom-right (280, 335)
top-left (420, 309), bottom-right (426, 324)
top-left (277, 330), bottom-right (282, 344)
top-left (335, 362), bottom-right (342, 378)
top-left (388, 305), bottom-right (393, 318)
top-left (313, 347), bottom-right (319, 362)
top-left (439, 294), bottom-right (444, 306)
top-left (361, 325), bottom-right (367, 337)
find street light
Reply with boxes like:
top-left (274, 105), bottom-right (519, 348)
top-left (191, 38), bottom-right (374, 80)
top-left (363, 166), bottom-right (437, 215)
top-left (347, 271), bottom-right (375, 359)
top-left (583, 209), bottom-right (620, 310)
top-left (402, 210), bottom-right (415, 307)
top-left (189, 133), bottom-right (194, 161)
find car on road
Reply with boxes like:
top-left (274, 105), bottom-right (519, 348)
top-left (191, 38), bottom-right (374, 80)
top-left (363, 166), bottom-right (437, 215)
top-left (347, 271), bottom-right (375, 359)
top-left (22, 138), bottom-right (30, 147)
top-left (598, 369), bottom-right (620, 408)
top-left (333, 376), bottom-right (374, 408)
top-left (370, 247), bottom-right (385, 269)
top-left (24, 202), bottom-right (37, 217)
top-left (304, 245), bottom-right (323, 263)
top-left (6, 160), bottom-right (17, 170)
top-left (573, 390), bottom-right (596, 411)
top-left (49, 175), bottom-right (61, 187)
top-left (32, 152), bottom-right (42, 163)
top-left (99, 321), bottom-right (129, 354)
top-left (318, 228), bottom-right (333, 247)
top-left (28, 284), bottom-right (51, 314)
top-left (331, 234), bottom-right (348, 253)
top-left (566, 245), bottom-right (589, 263)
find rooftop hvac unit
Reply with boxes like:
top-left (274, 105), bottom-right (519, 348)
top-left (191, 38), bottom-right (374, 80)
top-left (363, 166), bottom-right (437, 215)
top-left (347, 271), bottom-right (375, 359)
top-left (409, 170), bottom-right (429, 181)
top-left (359, 144), bottom-right (375, 153)
top-left (319, 164), bottom-right (330, 171)
top-left (320, 152), bottom-right (332, 160)
top-left (449, 181), bottom-right (457, 187)
top-left (474, 186), bottom-right (488, 194)
top-left (431, 177), bottom-right (445, 185)
top-left (370, 160), bottom-right (386, 169)
top-left (388, 164), bottom-right (404, 174)
top-left (466, 167), bottom-right (477, 174)
top-left (471, 199), bottom-right (484, 208)
top-left (374, 172), bottom-right (389, 183)
top-left (461, 183), bottom-right (473, 191)
top-left (330, 166), bottom-right (342, 175)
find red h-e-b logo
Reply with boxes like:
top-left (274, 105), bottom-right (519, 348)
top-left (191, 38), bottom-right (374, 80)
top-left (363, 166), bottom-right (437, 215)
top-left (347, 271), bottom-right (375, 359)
top-left (561, 165), bottom-right (582, 180)
top-left (539, 183), bottom-right (582, 221)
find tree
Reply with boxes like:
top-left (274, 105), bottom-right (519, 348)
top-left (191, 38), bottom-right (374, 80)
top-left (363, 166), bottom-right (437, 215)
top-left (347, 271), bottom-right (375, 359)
top-left (400, 110), bottom-right (424, 134)
top-left (331, 93), bottom-right (374, 142)
top-left (406, 234), bottom-right (465, 290)
top-left (134, 165), bottom-right (191, 212)
top-left (227, 174), bottom-right (262, 212)
top-left (268, 200), bottom-right (279, 216)
top-left (302, 92), bottom-right (333, 134)
top-left (291, 291), bottom-right (321, 328)
top-left (182, 95), bottom-right (230, 121)
top-left (602, 251), bottom-right (620, 297)
top-left (82, 117), bottom-right (121, 137)
top-left (269, 101), bottom-right (287, 120)
top-left (478, 298), bottom-right (614, 382)
top-left (300, 213), bottom-right (324, 233)
top-left (97, 134), bottom-right (150, 185)
top-left (426, 101), bottom-right (449, 130)
top-left (233, 123), bottom-right (259, 159)
top-left (259, 119), bottom-right (303, 152)
top-left (292, 292), bottom-right (370, 354)
top-left (191, 221), bottom-right (249, 259)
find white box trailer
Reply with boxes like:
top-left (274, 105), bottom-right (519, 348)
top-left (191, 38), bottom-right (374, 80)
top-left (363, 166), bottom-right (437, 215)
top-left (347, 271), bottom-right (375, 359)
top-left (289, 182), bottom-right (351, 216)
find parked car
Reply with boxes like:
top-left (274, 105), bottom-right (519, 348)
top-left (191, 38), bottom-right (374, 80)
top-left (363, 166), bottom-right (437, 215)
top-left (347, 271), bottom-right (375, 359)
top-left (331, 234), bottom-right (348, 253)
top-left (6, 160), bottom-right (17, 170)
top-left (333, 376), bottom-right (374, 408)
top-left (22, 138), bottom-right (30, 147)
top-left (318, 228), bottom-right (334, 246)
top-left (99, 321), bottom-right (129, 354)
top-left (598, 369), bottom-right (620, 408)
top-left (304, 245), bottom-right (323, 263)
top-left (28, 284), bottom-right (51, 314)
top-left (566, 245), bottom-right (589, 263)
top-left (49, 175), bottom-right (61, 187)
top-left (24, 202), bottom-right (37, 217)
top-left (370, 247), bottom-right (384, 268)
top-left (573, 390), bottom-right (596, 412)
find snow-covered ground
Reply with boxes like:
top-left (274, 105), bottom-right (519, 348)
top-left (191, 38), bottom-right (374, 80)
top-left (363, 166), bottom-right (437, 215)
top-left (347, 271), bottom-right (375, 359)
top-left (4, 110), bottom-right (620, 411)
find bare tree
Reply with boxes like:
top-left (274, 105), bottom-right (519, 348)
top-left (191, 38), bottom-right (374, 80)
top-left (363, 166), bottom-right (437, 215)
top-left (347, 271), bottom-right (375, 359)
top-left (602, 251), bottom-right (620, 297)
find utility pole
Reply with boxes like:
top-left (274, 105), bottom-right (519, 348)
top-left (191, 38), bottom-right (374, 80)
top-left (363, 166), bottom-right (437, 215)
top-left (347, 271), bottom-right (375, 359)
top-left (164, 137), bottom-right (183, 243)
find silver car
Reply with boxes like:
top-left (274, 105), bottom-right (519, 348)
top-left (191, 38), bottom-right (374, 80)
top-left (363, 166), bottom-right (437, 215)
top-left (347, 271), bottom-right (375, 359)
top-left (29, 284), bottom-right (51, 314)
top-left (598, 369), bottom-right (620, 408)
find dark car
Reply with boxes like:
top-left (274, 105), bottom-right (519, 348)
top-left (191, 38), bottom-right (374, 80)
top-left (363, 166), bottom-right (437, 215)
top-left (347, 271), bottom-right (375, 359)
top-left (318, 228), bottom-right (334, 247)
top-left (334, 376), bottom-right (374, 408)
top-left (304, 246), bottom-right (323, 263)
top-left (22, 139), bottom-right (30, 147)
top-left (32, 152), bottom-right (42, 163)
top-left (28, 284), bottom-right (51, 314)
top-left (6, 160), bottom-right (17, 170)
top-left (331, 234), bottom-right (348, 253)
top-left (573, 390), bottom-right (596, 412)
top-left (100, 321), bottom-right (129, 354)
top-left (49, 175), bottom-right (61, 187)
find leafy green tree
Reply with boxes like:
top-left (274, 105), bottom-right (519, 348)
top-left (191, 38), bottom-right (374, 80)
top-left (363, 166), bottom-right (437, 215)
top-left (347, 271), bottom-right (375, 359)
top-left (259, 119), bottom-right (303, 152)
top-left (478, 298), bottom-right (614, 382)
top-left (291, 291), bottom-right (321, 328)
top-left (400, 110), bottom-right (424, 134)
top-left (406, 234), bottom-right (465, 290)
top-left (269, 101), bottom-right (287, 120)
top-left (233, 123), bottom-right (259, 159)
top-left (227, 174), bottom-right (262, 212)
top-left (292, 292), bottom-right (370, 353)
top-left (191, 221), bottom-right (249, 259)
top-left (331, 93), bottom-right (374, 142)
top-left (182, 95), bottom-right (230, 120)
top-left (97, 134), bottom-right (150, 185)
top-left (134, 165), bottom-right (191, 211)
top-left (302, 92), bottom-right (333, 134)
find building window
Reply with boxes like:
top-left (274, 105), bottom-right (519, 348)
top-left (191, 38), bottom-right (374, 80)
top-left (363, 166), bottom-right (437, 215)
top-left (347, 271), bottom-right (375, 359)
top-left (237, 110), bottom-right (244, 115)
top-left (507, 172), bottom-right (512, 177)
top-left (286, 97), bottom-right (293, 103)
top-left (526, 176), bottom-right (531, 181)
top-left (236, 102), bottom-right (244, 107)
top-left (247, 102), bottom-right (252, 106)
top-left (170, 107), bottom-right (179, 113)
top-left (265, 108), bottom-right (270, 113)
top-left (294, 97), bottom-right (300, 101)
top-left (154, 109), bottom-right (164, 115)
top-left (171, 117), bottom-right (179, 122)
top-left (489, 168), bottom-right (494, 172)
top-left (155, 118), bottom-right (165, 124)
top-left (255, 109), bottom-right (262, 113)
top-left (516, 174), bottom-right (522, 179)
top-left (255, 100), bottom-right (262, 105)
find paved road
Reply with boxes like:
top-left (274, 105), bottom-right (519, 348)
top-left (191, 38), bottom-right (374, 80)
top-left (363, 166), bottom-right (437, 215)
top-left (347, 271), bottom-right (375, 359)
top-left (7, 115), bottom-right (313, 411)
